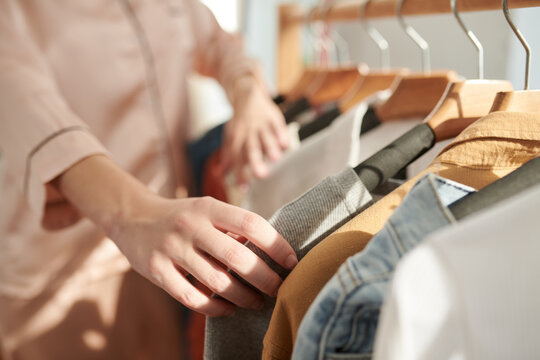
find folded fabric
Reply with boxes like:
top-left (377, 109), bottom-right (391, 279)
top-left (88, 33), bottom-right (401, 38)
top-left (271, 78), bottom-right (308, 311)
top-left (292, 173), bottom-right (474, 359)
top-left (204, 167), bottom-right (373, 359)
top-left (374, 183), bottom-right (540, 360)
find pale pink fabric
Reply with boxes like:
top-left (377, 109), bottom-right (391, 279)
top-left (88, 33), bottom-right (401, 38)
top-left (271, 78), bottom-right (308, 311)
top-left (0, 0), bottom-right (260, 357)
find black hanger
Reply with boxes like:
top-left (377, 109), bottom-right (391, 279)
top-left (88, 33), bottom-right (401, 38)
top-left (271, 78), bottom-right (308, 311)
top-left (297, 103), bottom-right (383, 142)
top-left (351, 0), bottom-right (528, 190)
top-left (272, 94), bottom-right (286, 105)
top-left (353, 123), bottom-right (435, 191)
top-left (449, 157), bottom-right (540, 220)
top-left (282, 96), bottom-right (312, 124)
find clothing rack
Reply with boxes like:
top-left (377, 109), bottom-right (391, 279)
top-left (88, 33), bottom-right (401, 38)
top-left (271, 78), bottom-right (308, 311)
top-left (277, 0), bottom-right (538, 93)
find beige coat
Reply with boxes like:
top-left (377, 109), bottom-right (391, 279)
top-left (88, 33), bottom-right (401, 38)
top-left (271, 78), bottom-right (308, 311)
top-left (0, 0), bottom-right (259, 357)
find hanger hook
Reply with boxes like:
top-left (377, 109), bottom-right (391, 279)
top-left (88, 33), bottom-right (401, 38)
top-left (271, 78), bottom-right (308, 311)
top-left (360, 0), bottom-right (390, 71)
top-left (319, 0), bottom-right (352, 67)
top-left (451, 0), bottom-right (484, 79)
top-left (309, 0), bottom-right (335, 67)
top-left (321, 0), bottom-right (342, 66)
top-left (306, 6), bottom-right (322, 66)
top-left (307, 2), bottom-right (331, 67)
top-left (397, 0), bottom-right (431, 74)
top-left (502, 0), bottom-right (531, 90)
top-left (331, 28), bottom-right (352, 66)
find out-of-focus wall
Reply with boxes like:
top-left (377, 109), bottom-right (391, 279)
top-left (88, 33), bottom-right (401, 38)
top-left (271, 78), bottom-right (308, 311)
top-left (187, 0), bottom-right (241, 140)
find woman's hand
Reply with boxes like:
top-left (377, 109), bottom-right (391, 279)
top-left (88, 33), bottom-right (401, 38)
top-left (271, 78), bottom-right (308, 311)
top-left (54, 155), bottom-right (298, 317)
top-left (110, 195), bottom-right (297, 317)
top-left (221, 75), bottom-right (290, 184)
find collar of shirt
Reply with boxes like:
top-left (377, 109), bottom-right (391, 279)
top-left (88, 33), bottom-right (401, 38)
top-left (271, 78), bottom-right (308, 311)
top-left (435, 111), bottom-right (540, 169)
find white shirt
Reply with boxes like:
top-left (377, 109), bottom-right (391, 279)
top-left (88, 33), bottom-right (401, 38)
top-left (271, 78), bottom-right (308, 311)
top-left (374, 182), bottom-right (540, 360)
top-left (243, 101), bottom-right (368, 219)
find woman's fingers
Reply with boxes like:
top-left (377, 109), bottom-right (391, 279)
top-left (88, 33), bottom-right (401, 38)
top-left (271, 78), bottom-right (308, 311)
top-left (241, 135), bottom-right (266, 179)
top-left (150, 254), bottom-right (235, 317)
top-left (195, 226), bottom-right (283, 297)
top-left (203, 198), bottom-right (298, 272)
top-left (172, 246), bottom-right (265, 309)
top-left (259, 125), bottom-right (283, 163)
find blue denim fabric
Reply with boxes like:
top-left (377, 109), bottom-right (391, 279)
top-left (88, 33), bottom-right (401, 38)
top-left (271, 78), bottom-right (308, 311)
top-left (292, 173), bottom-right (475, 360)
top-left (186, 123), bottom-right (225, 196)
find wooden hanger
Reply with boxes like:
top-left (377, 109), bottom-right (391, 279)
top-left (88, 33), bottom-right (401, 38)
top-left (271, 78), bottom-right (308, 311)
top-left (286, 1), bottom-right (367, 104)
top-left (426, 80), bottom-right (514, 141)
top-left (296, 0), bottom-right (409, 139)
top-left (307, 65), bottom-right (369, 105)
top-left (350, 0), bottom-right (517, 190)
top-left (291, 0), bottom-right (406, 109)
top-left (338, 1), bottom-right (409, 112)
top-left (375, 71), bottom-right (459, 121)
top-left (284, 5), bottom-right (332, 101)
top-left (490, 90), bottom-right (540, 112)
top-left (286, 67), bottom-right (328, 100)
top-left (339, 69), bottom-right (409, 112)
top-left (422, 0), bottom-right (515, 141)
top-left (490, 0), bottom-right (540, 113)
top-left (376, 0), bottom-right (518, 131)
top-left (304, 0), bottom-right (372, 106)
top-left (373, 0), bottom-right (461, 123)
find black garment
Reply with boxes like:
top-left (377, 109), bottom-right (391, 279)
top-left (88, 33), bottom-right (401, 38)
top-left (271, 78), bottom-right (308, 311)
top-left (272, 94), bottom-right (286, 105)
top-left (449, 157), bottom-right (540, 220)
top-left (298, 105), bottom-right (383, 141)
top-left (354, 123), bottom-right (436, 191)
top-left (298, 104), bottom-right (341, 140)
top-left (282, 97), bottom-right (312, 124)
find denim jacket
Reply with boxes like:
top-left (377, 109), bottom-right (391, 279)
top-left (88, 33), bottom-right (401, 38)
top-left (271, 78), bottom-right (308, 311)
top-left (292, 173), bottom-right (474, 360)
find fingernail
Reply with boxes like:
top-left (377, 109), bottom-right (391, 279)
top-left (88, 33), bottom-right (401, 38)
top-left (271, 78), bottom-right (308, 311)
top-left (285, 254), bottom-right (298, 270)
top-left (255, 165), bottom-right (269, 178)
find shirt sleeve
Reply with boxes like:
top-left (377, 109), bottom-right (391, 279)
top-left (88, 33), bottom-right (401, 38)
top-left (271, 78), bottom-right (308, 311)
top-left (186, 0), bottom-right (266, 102)
top-left (373, 244), bottom-right (461, 360)
top-left (0, 2), bottom-right (109, 224)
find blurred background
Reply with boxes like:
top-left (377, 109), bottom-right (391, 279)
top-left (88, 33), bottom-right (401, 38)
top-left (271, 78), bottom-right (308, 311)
top-left (189, 0), bottom-right (540, 139)
top-left (1, 2), bottom-right (539, 183)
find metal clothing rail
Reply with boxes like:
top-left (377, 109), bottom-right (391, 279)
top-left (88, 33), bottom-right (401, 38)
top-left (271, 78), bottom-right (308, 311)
top-left (277, 0), bottom-right (539, 92)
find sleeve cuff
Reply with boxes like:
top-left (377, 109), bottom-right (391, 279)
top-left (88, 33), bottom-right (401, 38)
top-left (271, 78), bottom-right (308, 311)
top-left (221, 60), bottom-right (267, 104)
top-left (25, 127), bottom-right (109, 222)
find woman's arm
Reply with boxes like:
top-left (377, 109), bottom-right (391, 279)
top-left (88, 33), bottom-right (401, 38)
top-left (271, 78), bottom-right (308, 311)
top-left (188, 0), bottom-right (289, 183)
top-left (53, 154), bottom-right (298, 317)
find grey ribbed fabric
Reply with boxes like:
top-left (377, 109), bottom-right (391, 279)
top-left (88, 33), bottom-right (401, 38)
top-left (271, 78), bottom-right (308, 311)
top-left (204, 168), bottom-right (373, 360)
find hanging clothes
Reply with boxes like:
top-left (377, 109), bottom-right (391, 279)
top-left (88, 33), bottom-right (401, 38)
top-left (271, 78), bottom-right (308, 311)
top-left (243, 100), bottom-right (370, 219)
top-left (262, 111), bottom-right (540, 360)
top-left (292, 173), bottom-right (474, 359)
top-left (374, 182), bottom-right (540, 360)
top-left (205, 167), bottom-right (374, 359)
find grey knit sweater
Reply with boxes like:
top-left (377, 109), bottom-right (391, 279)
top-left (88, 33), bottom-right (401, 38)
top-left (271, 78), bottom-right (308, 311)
top-left (204, 168), bottom-right (373, 360)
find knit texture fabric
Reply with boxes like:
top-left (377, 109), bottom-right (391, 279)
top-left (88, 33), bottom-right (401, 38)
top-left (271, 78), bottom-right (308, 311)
top-left (204, 168), bottom-right (373, 359)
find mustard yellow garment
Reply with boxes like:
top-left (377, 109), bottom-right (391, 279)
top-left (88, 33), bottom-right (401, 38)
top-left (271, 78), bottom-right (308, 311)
top-left (262, 112), bottom-right (540, 360)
